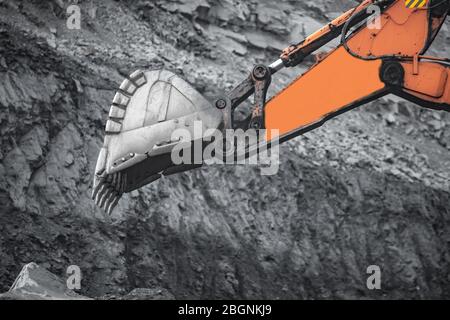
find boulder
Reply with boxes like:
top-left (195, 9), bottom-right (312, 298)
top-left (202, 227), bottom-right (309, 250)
top-left (0, 263), bottom-right (90, 300)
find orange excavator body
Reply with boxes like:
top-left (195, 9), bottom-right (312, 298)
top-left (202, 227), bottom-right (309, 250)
top-left (266, 0), bottom-right (449, 141)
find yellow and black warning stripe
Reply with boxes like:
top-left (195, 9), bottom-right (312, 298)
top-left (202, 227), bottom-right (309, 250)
top-left (405, 0), bottom-right (428, 8)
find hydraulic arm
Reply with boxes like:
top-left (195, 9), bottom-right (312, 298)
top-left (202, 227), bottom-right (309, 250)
top-left (92, 0), bottom-right (450, 213)
top-left (226, 0), bottom-right (450, 142)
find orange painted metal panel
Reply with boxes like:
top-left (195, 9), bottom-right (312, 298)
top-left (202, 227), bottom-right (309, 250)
top-left (403, 62), bottom-right (448, 98)
top-left (265, 47), bottom-right (385, 138)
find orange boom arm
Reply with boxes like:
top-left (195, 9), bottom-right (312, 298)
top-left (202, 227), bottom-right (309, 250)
top-left (264, 0), bottom-right (450, 141)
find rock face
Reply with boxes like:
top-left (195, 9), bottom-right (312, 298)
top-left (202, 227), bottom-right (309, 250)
top-left (0, 0), bottom-right (449, 299)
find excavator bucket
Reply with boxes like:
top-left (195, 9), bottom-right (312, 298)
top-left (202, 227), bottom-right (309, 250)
top-left (92, 69), bottom-right (223, 213)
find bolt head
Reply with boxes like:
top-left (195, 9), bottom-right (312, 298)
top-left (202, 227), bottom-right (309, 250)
top-left (215, 99), bottom-right (227, 109)
top-left (253, 65), bottom-right (267, 80)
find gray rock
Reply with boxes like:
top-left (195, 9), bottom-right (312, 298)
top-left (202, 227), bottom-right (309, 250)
top-left (123, 288), bottom-right (175, 300)
top-left (0, 263), bottom-right (90, 300)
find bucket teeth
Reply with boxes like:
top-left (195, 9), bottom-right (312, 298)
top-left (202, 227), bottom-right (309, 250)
top-left (93, 181), bottom-right (106, 202)
top-left (92, 172), bottom-right (123, 214)
top-left (106, 193), bottom-right (121, 215)
top-left (92, 177), bottom-right (104, 199)
top-left (94, 183), bottom-right (107, 205)
top-left (102, 190), bottom-right (116, 211)
top-left (99, 186), bottom-right (114, 209)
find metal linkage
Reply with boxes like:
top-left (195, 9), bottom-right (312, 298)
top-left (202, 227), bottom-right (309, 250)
top-left (214, 64), bottom-right (274, 130)
top-left (249, 64), bottom-right (271, 130)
